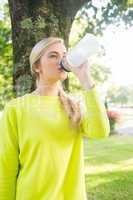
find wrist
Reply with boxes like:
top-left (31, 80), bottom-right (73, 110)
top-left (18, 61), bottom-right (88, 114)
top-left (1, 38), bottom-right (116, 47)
top-left (82, 82), bottom-right (95, 90)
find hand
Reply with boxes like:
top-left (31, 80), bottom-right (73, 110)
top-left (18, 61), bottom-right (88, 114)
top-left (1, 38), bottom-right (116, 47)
top-left (70, 60), bottom-right (90, 77)
top-left (70, 60), bottom-right (95, 90)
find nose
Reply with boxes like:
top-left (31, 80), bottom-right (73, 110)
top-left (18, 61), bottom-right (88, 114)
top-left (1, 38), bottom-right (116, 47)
top-left (58, 60), bottom-right (62, 69)
top-left (57, 57), bottom-right (63, 69)
top-left (57, 54), bottom-right (67, 70)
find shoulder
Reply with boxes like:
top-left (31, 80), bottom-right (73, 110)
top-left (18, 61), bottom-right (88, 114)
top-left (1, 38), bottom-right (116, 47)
top-left (0, 95), bottom-right (28, 123)
top-left (3, 94), bottom-right (27, 114)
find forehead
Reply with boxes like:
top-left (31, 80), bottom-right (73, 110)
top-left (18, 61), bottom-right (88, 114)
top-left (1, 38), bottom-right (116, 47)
top-left (46, 42), bottom-right (67, 54)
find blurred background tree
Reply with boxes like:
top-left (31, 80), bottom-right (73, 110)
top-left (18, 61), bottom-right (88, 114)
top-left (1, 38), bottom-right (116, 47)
top-left (106, 84), bottom-right (133, 106)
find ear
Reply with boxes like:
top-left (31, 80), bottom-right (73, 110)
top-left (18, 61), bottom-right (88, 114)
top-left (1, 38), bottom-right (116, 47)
top-left (33, 63), bottom-right (40, 73)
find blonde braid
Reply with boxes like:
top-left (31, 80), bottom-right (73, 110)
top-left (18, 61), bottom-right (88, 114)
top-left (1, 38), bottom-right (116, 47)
top-left (58, 86), bottom-right (83, 129)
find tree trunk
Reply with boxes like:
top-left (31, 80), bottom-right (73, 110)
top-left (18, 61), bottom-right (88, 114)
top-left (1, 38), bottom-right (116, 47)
top-left (8, 0), bottom-right (89, 96)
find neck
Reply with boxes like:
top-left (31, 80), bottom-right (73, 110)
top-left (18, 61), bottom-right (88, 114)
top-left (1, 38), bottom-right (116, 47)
top-left (33, 79), bottom-right (60, 96)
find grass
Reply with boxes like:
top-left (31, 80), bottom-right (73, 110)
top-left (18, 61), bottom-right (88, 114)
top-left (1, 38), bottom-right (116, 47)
top-left (83, 135), bottom-right (133, 200)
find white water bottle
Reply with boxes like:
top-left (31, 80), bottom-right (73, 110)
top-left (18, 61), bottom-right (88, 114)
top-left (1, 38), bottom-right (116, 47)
top-left (60, 33), bottom-right (101, 72)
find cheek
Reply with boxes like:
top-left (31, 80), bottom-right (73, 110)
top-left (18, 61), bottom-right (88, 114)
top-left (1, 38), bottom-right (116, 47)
top-left (41, 58), bottom-right (56, 71)
top-left (39, 59), bottom-right (51, 75)
top-left (39, 64), bottom-right (56, 77)
top-left (39, 57), bottom-right (62, 78)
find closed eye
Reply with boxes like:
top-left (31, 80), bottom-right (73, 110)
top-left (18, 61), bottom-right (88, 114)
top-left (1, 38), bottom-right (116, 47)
top-left (49, 54), bottom-right (58, 58)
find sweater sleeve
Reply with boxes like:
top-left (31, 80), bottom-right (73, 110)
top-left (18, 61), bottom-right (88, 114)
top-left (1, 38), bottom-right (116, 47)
top-left (79, 86), bottom-right (110, 139)
top-left (0, 101), bottom-right (19, 200)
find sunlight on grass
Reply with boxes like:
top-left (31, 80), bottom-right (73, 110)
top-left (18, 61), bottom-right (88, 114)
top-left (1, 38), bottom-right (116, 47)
top-left (85, 158), bottom-right (133, 174)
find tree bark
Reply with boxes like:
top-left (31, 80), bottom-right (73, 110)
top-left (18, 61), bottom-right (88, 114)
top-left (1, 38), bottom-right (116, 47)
top-left (8, 0), bottom-right (90, 96)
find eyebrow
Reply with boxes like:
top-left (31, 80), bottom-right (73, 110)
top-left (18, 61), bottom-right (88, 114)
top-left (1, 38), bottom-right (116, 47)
top-left (48, 51), bottom-right (66, 55)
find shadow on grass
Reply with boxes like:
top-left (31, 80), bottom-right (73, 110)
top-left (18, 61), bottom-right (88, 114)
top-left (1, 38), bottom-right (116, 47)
top-left (85, 170), bottom-right (133, 200)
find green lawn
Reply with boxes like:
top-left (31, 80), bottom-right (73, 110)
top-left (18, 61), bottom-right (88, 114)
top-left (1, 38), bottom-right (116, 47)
top-left (84, 135), bottom-right (133, 200)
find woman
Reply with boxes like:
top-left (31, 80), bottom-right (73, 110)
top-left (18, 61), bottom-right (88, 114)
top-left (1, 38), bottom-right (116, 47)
top-left (0, 37), bottom-right (110, 200)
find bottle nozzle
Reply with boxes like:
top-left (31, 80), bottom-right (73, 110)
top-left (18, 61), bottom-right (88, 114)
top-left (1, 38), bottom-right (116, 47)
top-left (59, 60), bottom-right (71, 72)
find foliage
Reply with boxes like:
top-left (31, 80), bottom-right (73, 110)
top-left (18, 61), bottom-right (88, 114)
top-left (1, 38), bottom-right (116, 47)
top-left (0, 3), bottom-right (14, 110)
top-left (75, 0), bottom-right (133, 37)
top-left (90, 63), bottom-right (111, 84)
top-left (106, 85), bottom-right (132, 106)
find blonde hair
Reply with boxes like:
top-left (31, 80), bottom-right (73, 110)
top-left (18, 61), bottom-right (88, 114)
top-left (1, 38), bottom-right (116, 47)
top-left (29, 37), bottom-right (84, 129)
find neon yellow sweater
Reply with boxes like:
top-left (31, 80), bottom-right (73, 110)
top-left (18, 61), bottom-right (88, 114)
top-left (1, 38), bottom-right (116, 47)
top-left (0, 86), bottom-right (110, 200)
